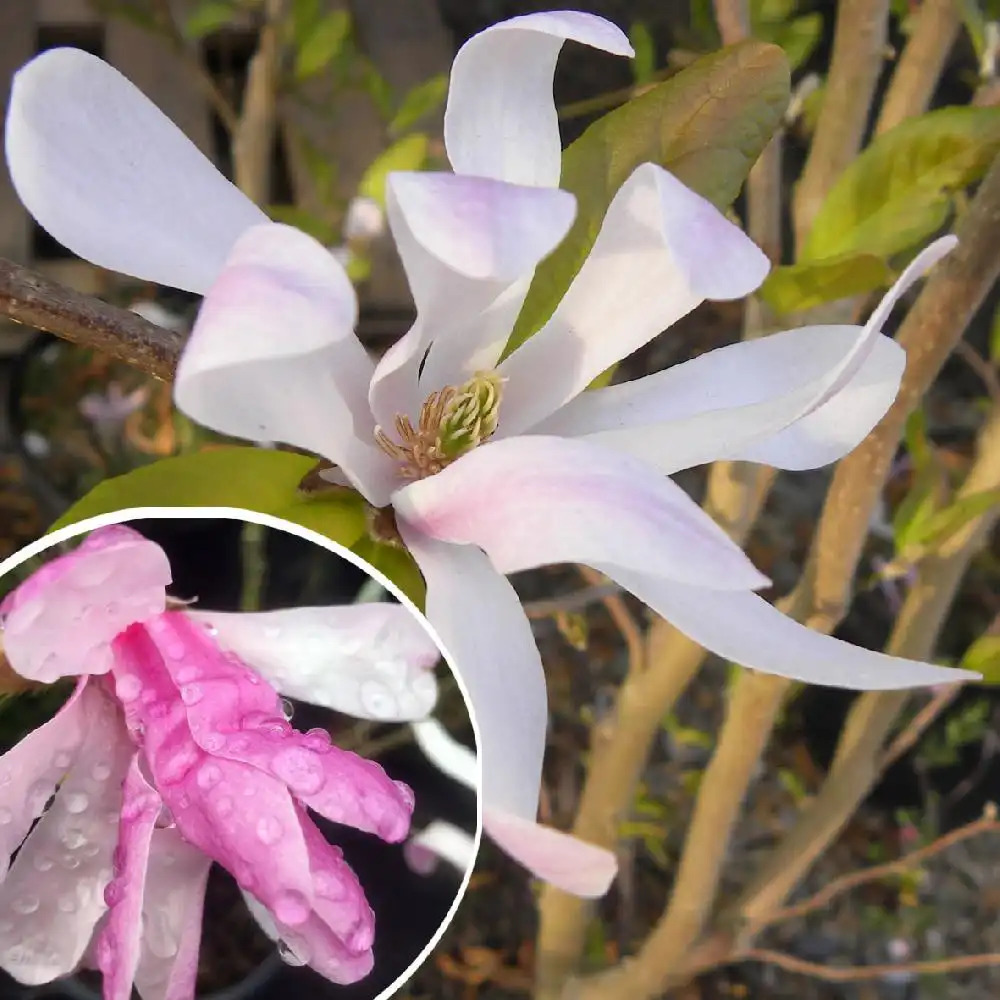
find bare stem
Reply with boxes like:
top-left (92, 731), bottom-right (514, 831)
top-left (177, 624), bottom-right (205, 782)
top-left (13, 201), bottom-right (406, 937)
top-left (744, 948), bottom-right (1000, 982)
top-left (0, 258), bottom-right (183, 381)
top-left (793, 0), bottom-right (890, 251)
top-left (712, 0), bottom-right (751, 47)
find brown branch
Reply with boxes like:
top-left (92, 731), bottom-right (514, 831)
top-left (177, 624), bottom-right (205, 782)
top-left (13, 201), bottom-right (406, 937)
top-left (578, 567), bottom-right (644, 676)
top-left (878, 684), bottom-right (962, 772)
top-left (713, 0), bottom-right (751, 47)
top-left (793, 0), bottom-right (890, 252)
top-left (0, 259), bottom-right (184, 381)
top-left (744, 948), bottom-right (1000, 982)
top-left (523, 582), bottom-right (625, 620)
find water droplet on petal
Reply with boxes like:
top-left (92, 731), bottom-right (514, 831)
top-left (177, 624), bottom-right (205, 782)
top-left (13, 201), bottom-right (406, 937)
top-left (181, 684), bottom-right (203, 706)
top-left (116, 674), bottom-right (142, 702)
top-left (255, 816), bottom-right (283, 845)
top-left (196, 764), bottom-right (222, 790)
top-left (91, 762), bottom-right (112, 782)
top-left (215, 796), bottom-right (234, 817)
top-left (176, 666), bottom-right (200, 684)
top-left (273, 890), bottom-right (310, 926)
top-left (360, 680), bottom-right (397, 720)
top-left (204, 624), bottom-right (219, 636)
top-left (27, 780), bottom-right (52, 814)
top-left (202, 733), bottom-right (225, 753)
top-left (57, 895), bottom-right (77, 914)
top-left (32, 854), bottom-right (54, 872)
top-left (0, 808), bottom-right (12, 825)
top-left (60, 853), bottom-right (81, 870)
top-left (303, 729), bottom-right (331, 753)
top-left (61, 827), bottom-right (88, 851)
top-left (271, 748), bottom-right (325, 796)
top-left (280, 698), bottom-right (294, 721)
top-left (11, 896), bottom-right (38, 915)
top-left (63, 792), bottom-right (89, 814)
top-left (278, 940), bottom-right (308, 966)
top-left (314, 870), bottom-right (346, 900)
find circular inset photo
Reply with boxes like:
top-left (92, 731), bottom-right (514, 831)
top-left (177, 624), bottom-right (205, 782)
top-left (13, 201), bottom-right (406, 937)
top-left (0, 510), bottom-right (480, 1000)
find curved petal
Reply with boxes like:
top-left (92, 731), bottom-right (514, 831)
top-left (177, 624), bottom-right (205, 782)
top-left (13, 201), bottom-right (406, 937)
top-left (405, 821), bottom-right (477, 875)
top-left (5, 48), bottom-right (265, 294)
top-left (133, 829), bottom-right (212, 1000)
top-left (498, 164), bottom-right (770, 435)
top-left (371, 174), bottom-right (576, 428)
top-left (484, 809), bottom-right (617, 899)
top-left (444, 11), bottom-right (633, 187)
top-left (397, 525), bottom-right (616, 896)
top-left (393, 435), bottom-right (769, 592)
top-left (0, 684), bottom-right (133, 985)
top-left (411, 719), bottom-right (478, 789)
top-left (605, 565), bottom-right (978, 690)
top-left (173, 222), bottom-right (396, 505)
top-left (96, 756), bottom-right (161, 1000)
top-left (185, 604), bottom-right (440, 722)
top-left (537, 237), bottom-right (957, 473)
top-left (1, 525), bottom-right (169, 682)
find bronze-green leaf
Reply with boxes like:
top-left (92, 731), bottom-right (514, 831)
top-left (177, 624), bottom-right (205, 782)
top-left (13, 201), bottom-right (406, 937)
top-left (759, 252), bottom-right (893, 314)
top-left (505, 40), bottom-right (790, 355)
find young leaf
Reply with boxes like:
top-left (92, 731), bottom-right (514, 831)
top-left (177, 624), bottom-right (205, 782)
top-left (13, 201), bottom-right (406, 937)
top-left (182, 0), bottom-right (237, 39)
top-left (628, 21), bottom-right (657, 84)
top-left (759, 252), bottom-right (893, 313)
top-left (358, 133), bottom-right (429, 207)
top-left (295, 10), bottom-right (352, 80)
top-left (389, 74), bottom-right (449, 136)
top-left (267, 205), bottom-right (337, 245)
top-left (804, 106), bottom-right (1000, 260)
top-left (906, 487), bottom-right (1000, 550)
top-left (506, 41), bottom-right (790, 354)
top-left (961, 630), bottom-right (1000, 685)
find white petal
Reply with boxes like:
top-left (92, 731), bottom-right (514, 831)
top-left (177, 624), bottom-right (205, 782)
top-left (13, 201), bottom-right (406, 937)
top-left (538, 237), bottom-right (955, 473)
top-left (405, 822), bottom-right (478, 875)
top-left (498, 164), bottom-right (770, 434)
top-left (5, 48), bottom-right (264, 293)
top-left (393, 435), bottom-right (768, 591)
top-left (605, 565), bottom-right (978, 690)
top-left (484, 809), bottom-right (617, 898)
top-left (411, 719), bottom-right (478, 789)
top-left (186, 604), bottom-right (440, 722)
top-left (173, 222), bottom-right (396, 506)
top-left (0, 685), bottom-right (133, 985)
top-left (370, 173), bottom-right (575, 428)
top-left (445, 11), bottom-right (633, 187)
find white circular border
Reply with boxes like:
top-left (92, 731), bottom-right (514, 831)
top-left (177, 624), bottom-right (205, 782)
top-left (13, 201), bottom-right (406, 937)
top-left (0, 504), bottom-right (484, 1000)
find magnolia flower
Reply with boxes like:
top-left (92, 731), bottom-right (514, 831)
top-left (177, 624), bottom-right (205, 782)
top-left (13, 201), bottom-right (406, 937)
top-left (0, 525), bottom-right (442, 997)
top-left (5, 10), bottom-right (976, 898)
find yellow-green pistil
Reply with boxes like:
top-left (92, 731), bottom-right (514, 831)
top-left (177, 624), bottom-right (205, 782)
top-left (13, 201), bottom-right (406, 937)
top-left (375, 370), bottom-right (504, 480)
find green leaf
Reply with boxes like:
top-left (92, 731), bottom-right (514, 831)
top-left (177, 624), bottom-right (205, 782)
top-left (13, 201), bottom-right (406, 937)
top-left (907, 487), bottom-right (1000, 549)
top-left (989, 303), bottom-right (1000, 364)
top-left (50, 448), bottom-right (367, 550)
top-left (183, 1), bottom-right (236, 39)
top-left (962, 633), bottom-right (1000, 684)
top-left (389, 74), bottom-right (449, 136)
top-left (505, 41), bottom-right (790, 355)
top-left (892, 464), bottom-right (946, 556)
top-left (759, 252), bottom-right (893, 313)
top-left (295, 10), bottom-right (351, 80)
top-left (352, 538), bottom-right (426, 608)
top-left (266, 205), bottom-right (337, 245)
top-left (358, 133), bottom-right (429, 207)
top-left (903, 408), bottom-right (935, 473)
top-left (628, 21), bottom-right (657, 84)
top-left (765, 13), bottom-right (822, 71)
top-left (804, 106), bottom-right (1000, 260)
top-left (957, 0), bottom-right (987, 61)
top-left (290, 0), bottom-right (323, 46)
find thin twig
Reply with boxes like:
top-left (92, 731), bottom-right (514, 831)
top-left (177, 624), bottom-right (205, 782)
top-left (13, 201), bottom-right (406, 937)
top-left (954, 339), bottom-right (1000, 403)
top-left (713, 0), bottom-right (751, 48)
top-left (879, 684), bottom-right (963, 772)
top-left (523, 583), bottom-right (625, 620)
top-left (765, 810), bottom-right (1000, 927)
top-left (578, 567), bottom-right (644, 676)
top-left (744, 948), bottom-right (1000, 982)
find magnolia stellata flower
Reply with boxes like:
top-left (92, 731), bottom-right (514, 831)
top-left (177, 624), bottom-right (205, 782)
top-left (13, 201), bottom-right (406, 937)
top-left (0, 525), bottom-right (442, 997)
top-left (5, 10), bottom-right (977, 898)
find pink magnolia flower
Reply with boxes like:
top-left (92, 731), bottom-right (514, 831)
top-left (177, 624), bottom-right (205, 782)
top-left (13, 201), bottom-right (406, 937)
top-left (0, 525), bottom-right (442, 997)
top-left (5, 10), bottom-right (976, 898)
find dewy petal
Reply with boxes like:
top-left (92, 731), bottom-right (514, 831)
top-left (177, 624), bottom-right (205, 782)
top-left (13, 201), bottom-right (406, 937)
top-left (0, 684), bottom-right (134, 985)
top-left (605, 565), bottom-right (979, 690)
top-left (1, 525), bottom-right (169, 682)
top-left (498, 164), bottom-right (770, 435)
top-left (444, 11), bottom-right (633, 187)
top-left (393, 435), bottom-right (769, 592)
top-left (174, 223), bottom-right (396, 506)
top-left (133, 829), bottom-right (212, 1000)
top-left (185, 604), bottom-right (440, 722)
top-left (538, 237), bottom-right (957, 474)
top-left (5, 48), bottom-right (265, 294)
top-left (370, 173), bottom-right (575, 427)
top-left (397, 525), bottom-right (616, 897)
top-left (96, 756), bottom-right (162, 1000)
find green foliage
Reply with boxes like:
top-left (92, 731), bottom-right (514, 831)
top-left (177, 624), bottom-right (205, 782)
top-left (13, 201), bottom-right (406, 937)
top-left (804, 107), bottom-right (1000, 261)
top-left (961, 632), bottom-right (1000, 685)
top-left (505, 41), bottom-right (790, 355)
top-left (183, 0), bottom-right (239, 39)
top-left (352, 537), bottom-right (426, 607)
top-left (751, 0), bottom-right (822, 71)
top-left (628, 21), bottom-right (657, 84)
top-left (50, 448), bottom-right (367, 551)
top-left (358, 133), bottom-right (430, 208)
top-left (759, 252), bottom-right (894, 314)
top-left (989, 304), bottom-right (1000, 364)
top-left (389, 75), bottom-right (449, 136)
top-left (920, 698), bottom-right (991, 765)
top-left (294, 9), bottom-right (352, 80)
top-left (266, 205), bottom-right (337, 244)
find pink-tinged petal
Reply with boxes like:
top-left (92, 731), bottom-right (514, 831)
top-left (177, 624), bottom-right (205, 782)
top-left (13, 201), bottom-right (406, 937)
top-left (132, 829), bottom-right (211, 1000)
top-left (539, 238), bottom-right (957, 473)
top-left (498, 164), bottom-right (770, 434)
top-left (399, 526), bottom-right (614, 895)
top-left (184, 604), bottom-right (440, 722)
top-left (444, 11), bottom-right (633, 187)
top-left (604, 565), bottom-right (978, 690)
top-left (405, 822), bottom-right (477, 876)
top-left (393, 436), bottom-right (768, 591)
top-left (96, 756), bottom-right (161, 1000)
top-left (484, 809), bottom-right (616, 898)
top-left (1, 525), bottom-right (169, 682)
top-left (370, 174), bottom-right (575, 428)
top-left (0, 684), bottom-right (134, 985)
top-left (5, 49), bottom-right (265, 294)
top-left (0, 680), bottom-right (88, 877)
top-left (173, 223), bottom-right (395, 506)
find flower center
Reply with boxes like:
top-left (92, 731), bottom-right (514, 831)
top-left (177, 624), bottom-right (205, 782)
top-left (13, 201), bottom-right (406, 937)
top-left (375, 370), bottom-right (504, 480)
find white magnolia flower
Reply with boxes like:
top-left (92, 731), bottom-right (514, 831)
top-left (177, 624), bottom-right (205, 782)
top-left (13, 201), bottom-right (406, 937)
top-left (5, 10), bottom-right (974, 898)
